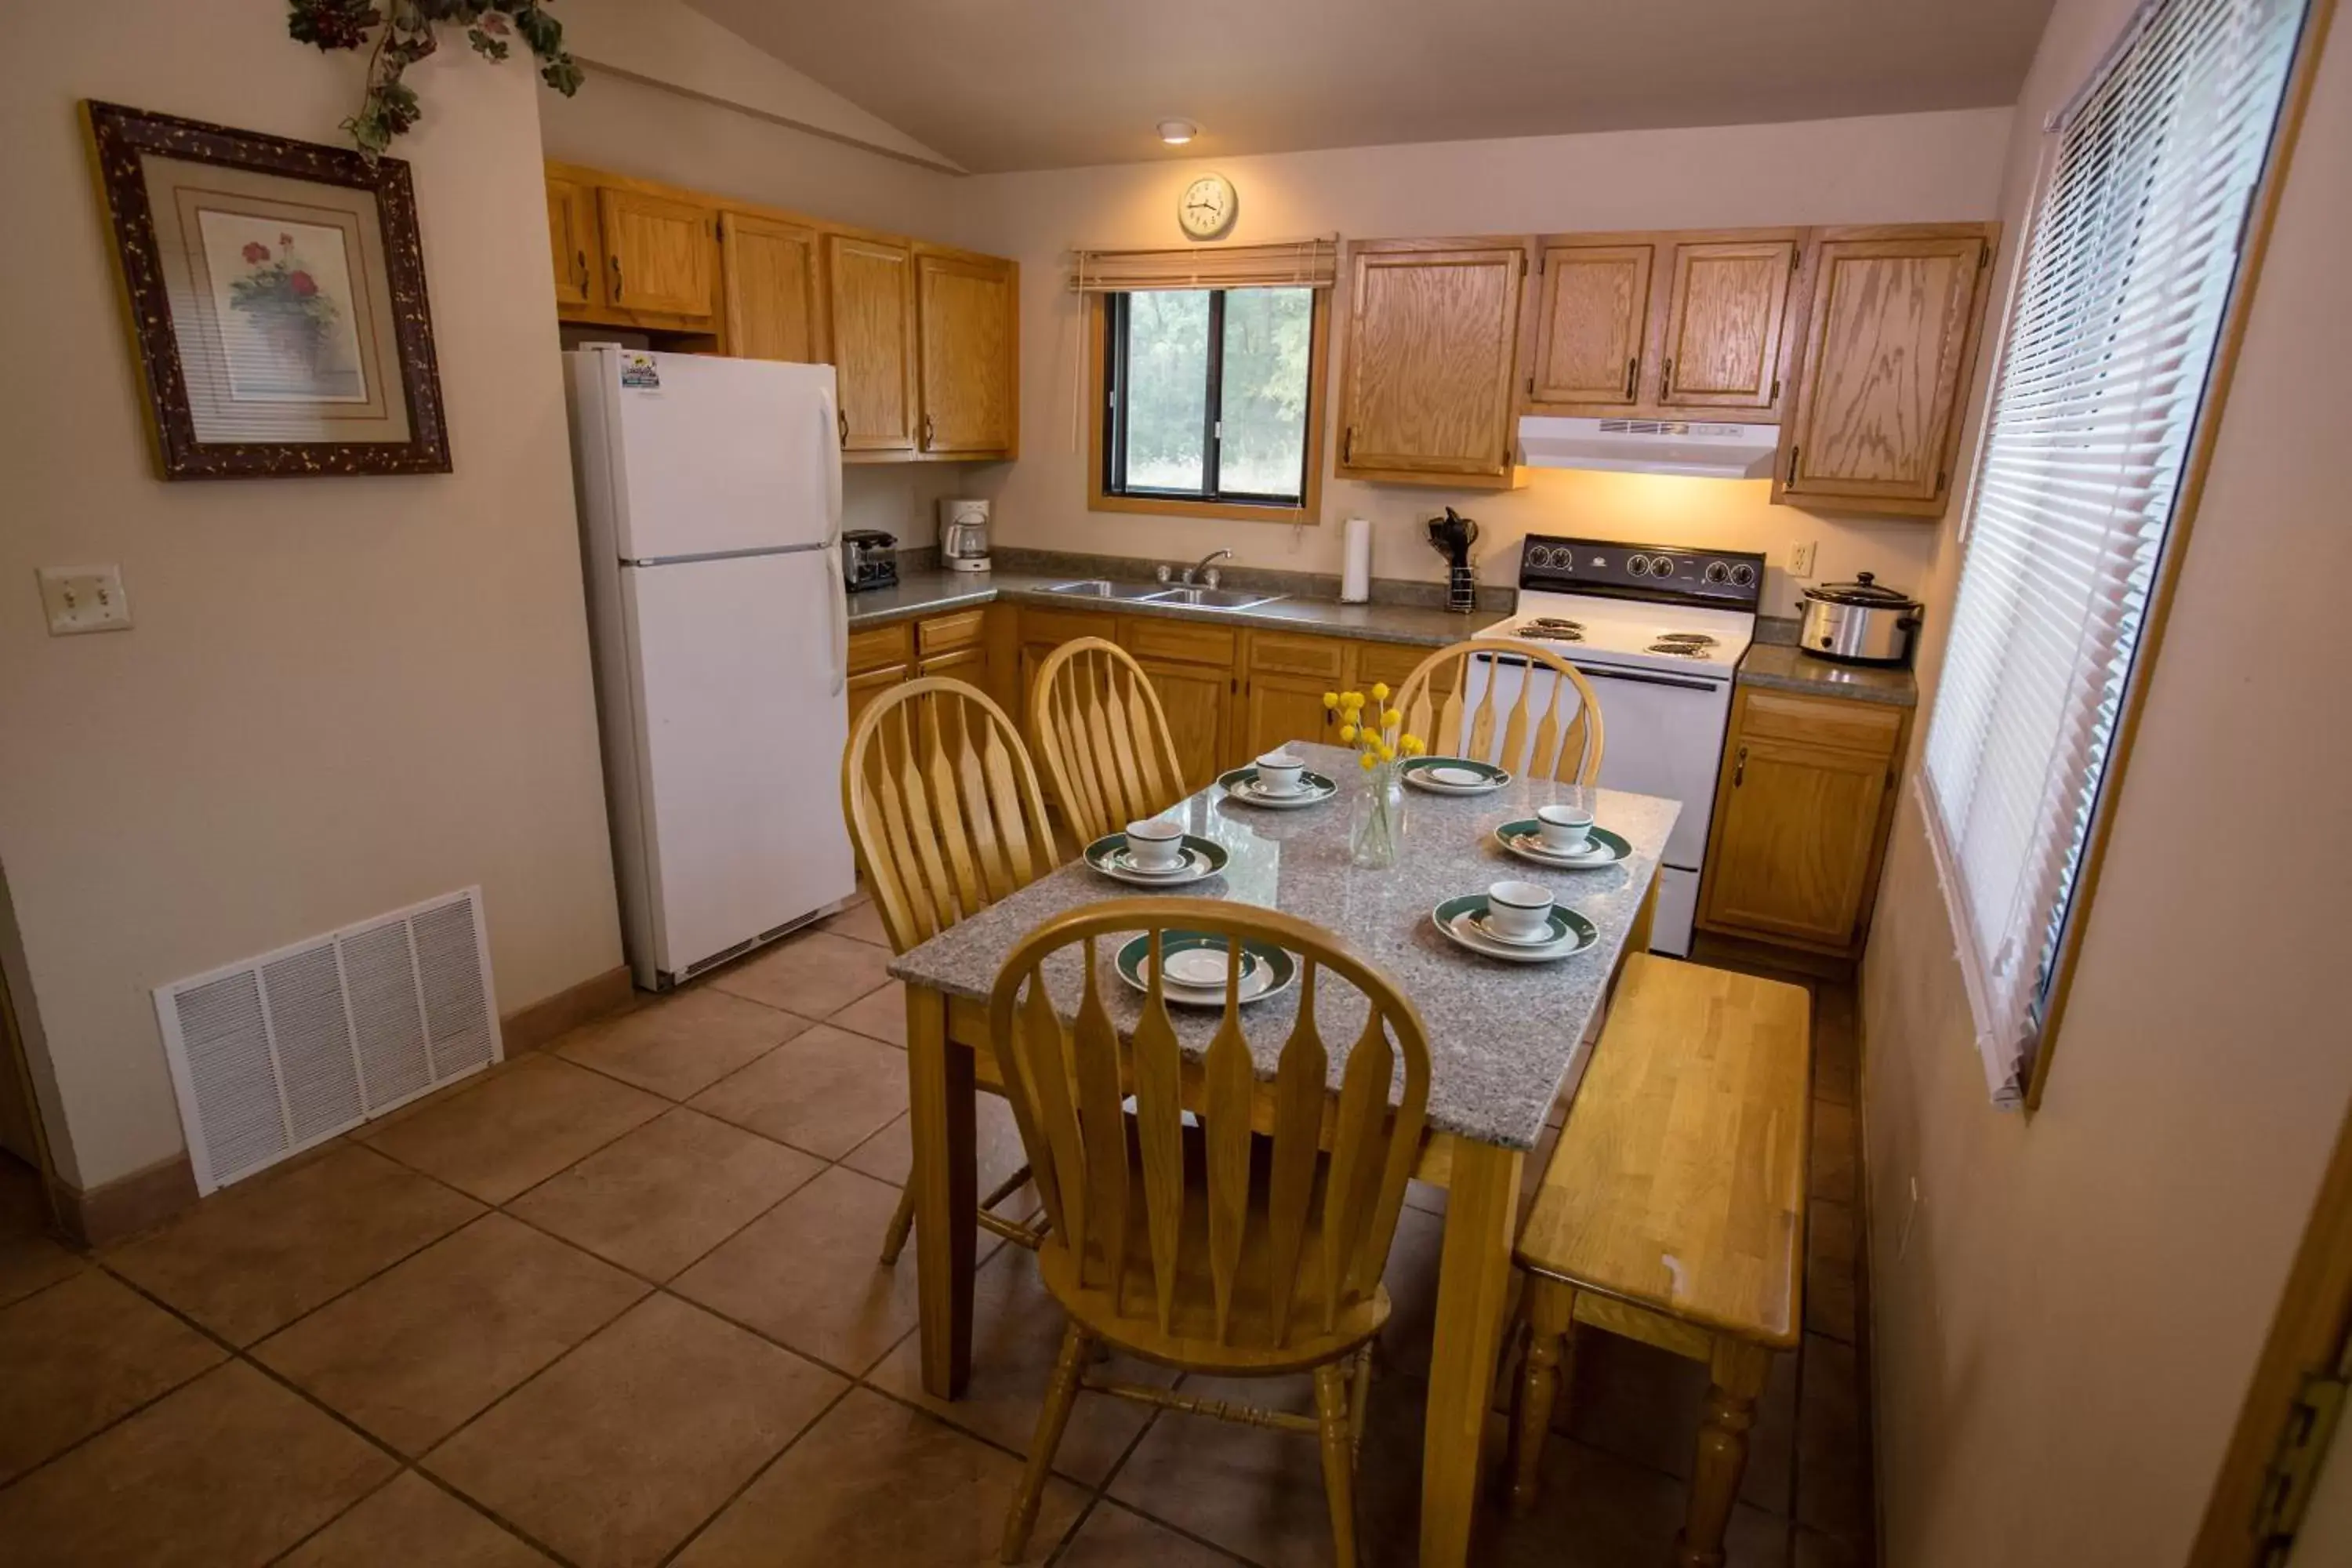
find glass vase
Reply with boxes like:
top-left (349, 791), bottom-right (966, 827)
top-left (1350, 760), bottom-right (1406, 869)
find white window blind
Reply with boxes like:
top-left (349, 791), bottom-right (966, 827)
top-left (1918, 0), bottom-right (2307, 1105)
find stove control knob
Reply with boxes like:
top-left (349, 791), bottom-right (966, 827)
top-left (1628, 555), bottom-right (1650, 576)
top-left (1730, 563), bottom-right (1759, 588)
top-left (1537, 546), bottom-right (1563, 568)
top-left (1649, 555), bottom-right (1675, 578)
top-left (1704, 561), bottom-right (1731, 585)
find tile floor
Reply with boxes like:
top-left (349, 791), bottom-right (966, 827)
top-left (0, 903), bottom-right (1873, 1566)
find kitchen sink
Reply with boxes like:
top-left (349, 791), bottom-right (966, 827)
top-left (1043, 579), bottom-right (1171, 602)
top-left (1144, 586), bottom-right (1287, 611)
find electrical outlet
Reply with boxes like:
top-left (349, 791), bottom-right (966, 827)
top-left (1790, 540), bottom-right (1819, 579)
top-left (38, 565), bottom-right (132, 636)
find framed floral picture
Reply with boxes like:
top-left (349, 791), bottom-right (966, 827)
top-left (83, 100), bottom-right (451, 479)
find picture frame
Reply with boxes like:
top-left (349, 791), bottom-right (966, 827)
top-left (82, 100), bottom-right (452, 480)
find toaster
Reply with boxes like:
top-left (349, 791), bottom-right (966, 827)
top-left (841, 529), bottom-right (898, 593)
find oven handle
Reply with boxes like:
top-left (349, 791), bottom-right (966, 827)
top-left (1473, 652), bottom-right (1722, 693)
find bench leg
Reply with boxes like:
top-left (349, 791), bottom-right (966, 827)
top-left (1505, 1281), bottom-right (1575, 1516)
top-left (1675, 1339), bottom-right (1773, 1568)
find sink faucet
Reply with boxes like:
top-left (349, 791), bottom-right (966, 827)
top-left (1181, 548), bottom-right (1232, 588)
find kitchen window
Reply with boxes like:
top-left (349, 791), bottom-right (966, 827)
top-left (1074, 241), bottom-right (1337, 522)
top-left (1917, 0), bottom-right (2314, 1107)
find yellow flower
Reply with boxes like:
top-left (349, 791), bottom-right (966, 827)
top-left (1400, 735), bottom-right (1425, 756)
top-left (1382, 708), bottom-right (1403, 730)
top-left (1358, 750), bottom-right (1378, 771)
top-left (1378, 742), bottom-right (1397, 762)
top-left (1321, 691), bottom-right (1338, 710)
top-left (1338, 724), bottom-right (1358, 742)
top-left (1370, 681), bottom-right (1390, 702)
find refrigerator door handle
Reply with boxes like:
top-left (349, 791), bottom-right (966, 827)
top-left (820, 389), bottom-right (848, 697)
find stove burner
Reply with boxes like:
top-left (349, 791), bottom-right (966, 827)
top-left (1654, 632), bottom-right (1719, 648)
top-left (1646, 641), bottom-right (1710, 657)
top-left (1513, 617), bottom-right (1584, 642)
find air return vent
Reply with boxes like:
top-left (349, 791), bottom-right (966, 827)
top-left (154, 887), bottom-right (502, 1193)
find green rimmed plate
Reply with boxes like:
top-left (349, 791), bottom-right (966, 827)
top-left (1431, 893), bottom-right (1598, 964)
top-left (1492, 822), bottom-right (1633, 869)
top-left (1401, 756), bottom-right (1512, 794)
top-left (1113, 930), bottom-right (1298, 1006)
top-left (1083, 833), bottom-right (1230, 887)
top-left (1216, 766), bottom-right (1340, 809)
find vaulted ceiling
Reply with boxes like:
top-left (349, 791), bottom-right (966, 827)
top-left (684, 0), bottom-right (2053, 172)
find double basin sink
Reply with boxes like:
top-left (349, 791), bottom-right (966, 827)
top-left (1044, 579), bottom-right (1285, 612)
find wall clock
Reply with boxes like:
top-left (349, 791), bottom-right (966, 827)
top-left (1178, 172), bottom-right (1237, 240)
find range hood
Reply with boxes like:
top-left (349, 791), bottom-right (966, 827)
top-left (1517, 416), bottom-right (1780, 480)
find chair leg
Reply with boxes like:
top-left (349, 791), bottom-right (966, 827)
top-left (1001, 1320), bottom-right (1091, 1564)
top-left (878, 1183), bottom-right (917, 1265)
top-left (1348, 1345), bottom-right (1374, 1464)
top-left (1506, 1281), bottom-right (1575, 1516)
top-left (1314, 1360), bottom-right (1359, 1568)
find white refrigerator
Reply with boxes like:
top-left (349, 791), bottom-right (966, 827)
top-left (565, 347), bottom-right (855, 989)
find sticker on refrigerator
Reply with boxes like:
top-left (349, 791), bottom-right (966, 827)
top-left (620, 354), bottom-right (662, 391)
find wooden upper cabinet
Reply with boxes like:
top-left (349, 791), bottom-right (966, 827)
top-left (1657, 236), bottom-right (1799, 412)
top-left (916, 251), bottom-right (1016, 458)
top-left (1337, 238), bottom-right (1530, 485)
top-left (1776, 224), bottom-right (1995, 515)
top-left (720, 212), bottom-right (826, 364)
top-left (827, 233), bottom-right (920, 453)
top-left (596, 187), bottom-right (717, 323)
top-left (1530, 242), bottom-right (1652, 412)
top-left (546, 174), bottom-right (599, 310)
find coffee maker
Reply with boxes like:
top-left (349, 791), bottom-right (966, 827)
top-left (940, 498), bottom-right (992, 573)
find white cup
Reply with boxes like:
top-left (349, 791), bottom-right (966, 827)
top-left (1254, 751), bottom-right (1307, 796)
top-left (1486, 880), bottom-right (1555, 942)
top-left (1535, 804), bottom-right (1595, 855)
top-left (1123, 818), bottom-right (1185, 871)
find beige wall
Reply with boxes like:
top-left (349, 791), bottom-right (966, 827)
top-left (0, 2), bottom-right (622, 1189)
top-left (947, 108), bottom-right (2012, 615)
top-left (1861, 2), bottom-right (2352, 1563)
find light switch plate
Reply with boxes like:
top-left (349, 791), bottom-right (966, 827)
top-left (38, 565), bottom-right (132, 635)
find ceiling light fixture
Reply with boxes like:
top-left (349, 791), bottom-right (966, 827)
top-left (1157, 119), bottom-right (1197, 146)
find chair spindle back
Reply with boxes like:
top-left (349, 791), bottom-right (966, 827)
top-left (1028, 637), bottom-right (1189, 846)
top-left (1395, 637), bottom-right (1606, 784)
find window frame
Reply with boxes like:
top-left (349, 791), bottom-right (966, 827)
top-left (1918, 0), bottom-right (2323, 1111)
top-left (1086, 286), bottom-right (1330, 524)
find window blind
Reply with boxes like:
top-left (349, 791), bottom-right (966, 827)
top-left (1918, 0), bottom-right (2307, 1105)
top-left (1069, 239), bottom-right (1339, 292)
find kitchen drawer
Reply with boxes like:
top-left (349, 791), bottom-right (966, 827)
top-left (1249, 630), bottom-right (1348, 681)
top-left (917, 644), bottom-right (986, 679)
top-left (916, 608), bottom-right (986, 655)
top-left (1018, 605), bottom-right (1109, 648)
top-left (848, 621), bottom-right (913, 675)
top-left (1358, 640), bottom-right (1450, 696)
top-left (1125, 616), bottom-right (1237, 668)
top-left (1737, 688), bottom-right (1904, 755)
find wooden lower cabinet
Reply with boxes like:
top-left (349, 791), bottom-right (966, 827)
top-left (846, 663), bottom-right (906, 738)
top-left (1134, 657), bottom-right (1235, 795)
top-left (1243, 670), bottom-right (1343, 757)
top-left (1698, 688), bottom-right (1905, 955)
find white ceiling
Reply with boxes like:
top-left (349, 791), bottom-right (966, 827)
top-left (683, 0), bottom-right (2053, 173)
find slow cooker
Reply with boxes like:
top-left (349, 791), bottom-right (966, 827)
top-left (1798, 572), bottom-right (1922, 666)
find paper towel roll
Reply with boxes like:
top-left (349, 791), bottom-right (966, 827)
top-left (1341, 517), bottom-right (1373, 603)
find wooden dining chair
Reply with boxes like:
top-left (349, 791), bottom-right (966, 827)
top-left (1027, 637), bottom-right (1189, 846)
top-left (989, 899), bottom-right (1431, 1566)
top-left (1394, 637), bottom-right (1606, 784)
top-left (841, 675), bottom-right (1059, 1264)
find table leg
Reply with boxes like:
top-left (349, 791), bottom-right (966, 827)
top-left (1421, 1139), bottom-right (1523, 1568)
top-left (906, 982), bottom-right (975, 1398)
top-left (1675, 1338), bottom-right (1774, 1568)
top-left (1626, 866), bottom-right (1660, 953)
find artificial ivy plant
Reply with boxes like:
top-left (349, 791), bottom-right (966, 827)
top-left (289, 1), bottom-right (584, 154)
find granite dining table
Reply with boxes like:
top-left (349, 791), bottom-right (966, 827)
top-left (889, 741), bottom-right (1680, 1567)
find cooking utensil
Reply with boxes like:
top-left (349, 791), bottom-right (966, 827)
top-left (1426, 507), bottom-right (1480, 614)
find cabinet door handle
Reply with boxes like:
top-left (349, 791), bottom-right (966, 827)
top-left (838, 408), bottom-right (849, 445)
top-left (575, 250), bottom-right (589, 293)
top-left (1733, 745), bottom-right (1747, 786)
top-left (1786, 444), bottom-right (1801, 487)
top-left (1624, 357), bottom-right (1639, 401)
top-left (1661, 357), bottom-right (1675, 397)
top-left (1343, 426), bottom-right (1355, 464)
top-left (922, 414), bottom-right (935, 449)
top-left (609, 254), bottom-right (622, 299)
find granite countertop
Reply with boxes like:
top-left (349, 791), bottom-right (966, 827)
top-left (891, 742), bottom-right (1681, 1152)
top-left (1737, 642), bottom-right (1918, 709)
top-left (848, 569), bottom-right (1490, 649)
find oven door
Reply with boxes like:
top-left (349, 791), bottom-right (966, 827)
top-left (1459, 652), bottom-right (1733, 869)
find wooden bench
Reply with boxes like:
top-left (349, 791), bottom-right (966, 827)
top-left (1505, 953), bottom-right (1811, 1568)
